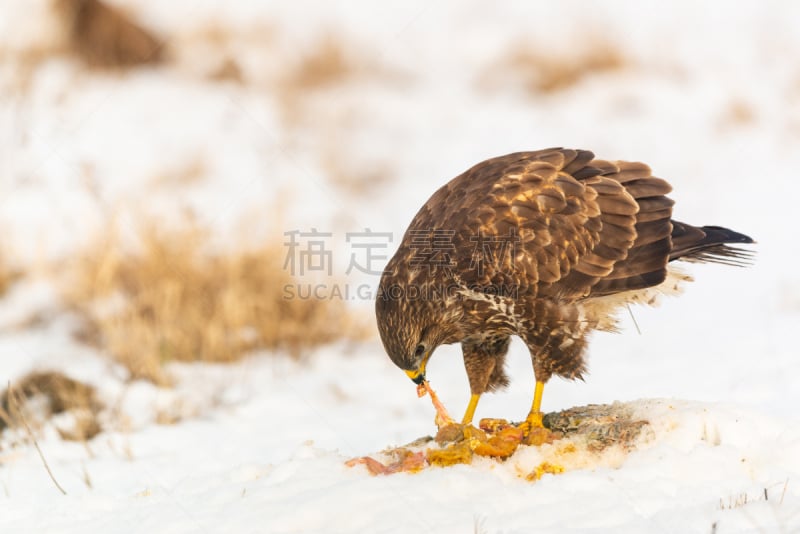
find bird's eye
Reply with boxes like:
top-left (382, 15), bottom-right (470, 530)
top-left (414, 344), bottom-right (426, 357)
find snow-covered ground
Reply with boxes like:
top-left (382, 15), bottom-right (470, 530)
top-left (2, 1), bottom-right (800, 532)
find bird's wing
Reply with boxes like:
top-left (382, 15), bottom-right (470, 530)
top-left (567, 159), bottom-right (675, 297)
top-left (401, 148), bottom-right (678, 299)
top-left (402, 149), bottom-right (639, 298)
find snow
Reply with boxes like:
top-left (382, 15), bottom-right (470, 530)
top-left (4, 345), bottom-right (800, 533)
top-left (2, 1), bottom-right (800, 532)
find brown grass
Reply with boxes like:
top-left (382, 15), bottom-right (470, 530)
top-left (277, 34), bottom-right (359, 126)
top-left (0, 249), bottom-right (20, 298)
top-left (168, 20), bottom-right (277, 84)
top-left (54, 0), bottom-right (164, 69)
top-left (0, 371), bottom-right (102, 442)
top-left (0, 261), bottom-right (10, 298)
top-left (147, 158), bottom-right (208, 189)
top-left (482, 38), bottom-right (627, 95)
top-left (284, 34), bottom-right (357, 92)
top-left (276, 33), bottom-right (404, 126)
top-left (65, 222), bottom-right (366, 385)
top-left (270, 33), bottom-right (404, 193)
top-left (208, 57), bottom-right (244, 84)
top-left (718, 99), bottom-right (757, 130)
top-left (322, 149), bottom-right (395, 197)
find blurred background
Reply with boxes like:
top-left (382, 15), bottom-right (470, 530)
top-left (1, 0), bottom-right (799, 445)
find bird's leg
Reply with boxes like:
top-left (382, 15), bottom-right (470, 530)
top-left (521, 302), bottom-right (588, 432)
top-left (462, 394), bottom-right (481, 425)
top-left (524, 380), bottom-right (545, 428)
top-left (461, 347), bottom-right (495, 425)
top-left (519, 353), bottom-right (555, 444)
top-left (518, 379), bottom-right (555, 445)
top-left (461, 337), bottom-right (511, 424)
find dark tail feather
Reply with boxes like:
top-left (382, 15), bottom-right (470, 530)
top-left (669, 222), bottom-right (755, 267)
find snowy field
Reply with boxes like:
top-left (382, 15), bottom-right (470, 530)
top-left (2, 1), bottom-right (800, 533)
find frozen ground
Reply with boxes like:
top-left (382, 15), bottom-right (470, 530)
top-left (1, 1), bottom-right (800, 533)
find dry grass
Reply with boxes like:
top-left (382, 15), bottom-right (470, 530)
top-left (54, 0), bottom-right (164, 69)
top-left (0, 371), bottom-right (103, 442)
top-left (718, 483), bottom-right (788, 510)
top-left (276, 33), bottom-right (403, 126)
top-left (0, 261), bottom-right (11, 298)
top-left (270, 33), bottom-right (403, 194)
top-left (322, 148), bottom-right (396, 197)
top-left (0, 249), bottom-right (20, 298)
top-left (283, 35), bottom-right (356, 92)
top-left (168, 20), bottom-right (277, 84)
top-left (718, 98), bottom-right (757, 130)
top-left (208, 57), bottom-right (244, 84)
top-left (482, 38), bottom-right (627, 95)
top-left (277, 34), bottom-right (359, 126)
top-left (65, 222), bottom-right (366, 385)
top-left (147, 158), bottom-right (208, 189)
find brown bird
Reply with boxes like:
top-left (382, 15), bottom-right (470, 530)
top-left (376, 148), bottom-right (753, 430)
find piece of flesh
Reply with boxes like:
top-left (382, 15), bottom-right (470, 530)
top-left (345, 449), bottom-right (426, 475)
top-left (416, 380), bottom-right (455, 428)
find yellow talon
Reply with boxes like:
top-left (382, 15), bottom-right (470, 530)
top-left (525, 411), bottom-right (543, 428)
top-left (518, 380), bottom-right (557, 445)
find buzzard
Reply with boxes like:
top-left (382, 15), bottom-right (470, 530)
top-left (376, 149), bottom-right (753, 430)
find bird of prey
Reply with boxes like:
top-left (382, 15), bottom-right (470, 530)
top-left (376, 148), bottom-right (753, 431)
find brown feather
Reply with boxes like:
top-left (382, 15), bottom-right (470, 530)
top-left (670, 223), bottom-right (755, 265)
top-left (622, 177), bottom-right (672, 197)
top-left (608, 161), bottom-right (652, 182)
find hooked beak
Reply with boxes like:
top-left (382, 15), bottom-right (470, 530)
top-left (404, 352), bottom-right (430, 385)
top-left (405, 369), bottom-right (425, 385)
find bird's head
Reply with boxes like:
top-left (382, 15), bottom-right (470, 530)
top-left (375, 279), bottom-right (458, 386)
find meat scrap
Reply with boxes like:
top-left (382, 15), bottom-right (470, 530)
top-left (345, 449), bottom-right (426, 476)
top-left (416, 380), bottom-right (454, 428)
